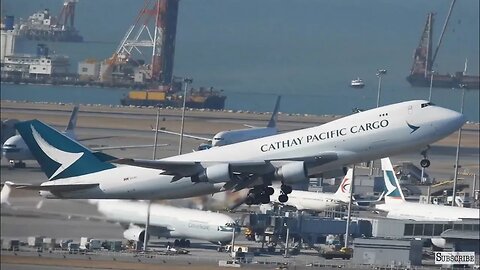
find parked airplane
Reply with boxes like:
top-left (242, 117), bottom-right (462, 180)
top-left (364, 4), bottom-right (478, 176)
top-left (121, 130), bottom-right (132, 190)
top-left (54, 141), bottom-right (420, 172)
top-left (269, 168), bottom-right (353, 208)
top-left (95, 200), bottom-right (235, 247)
top-left (155, 96), bottom-right (281, 150)
top-left (2, 106), bottom-right (80, 168)
top-left (1, 119), bottom-right (19, 145)
top-left (375, 157), bottom-right (479, 221)
top-left (7, 100), bottom-right (465, 204)
top-left (0, 184), bottom-right (235, 247)
top-left (2, 105), bottom-right (167, 168)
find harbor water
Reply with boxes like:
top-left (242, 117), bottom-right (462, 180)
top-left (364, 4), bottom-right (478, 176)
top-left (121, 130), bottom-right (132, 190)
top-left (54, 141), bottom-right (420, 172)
top-left (1, 0), bottom-right (479, 121)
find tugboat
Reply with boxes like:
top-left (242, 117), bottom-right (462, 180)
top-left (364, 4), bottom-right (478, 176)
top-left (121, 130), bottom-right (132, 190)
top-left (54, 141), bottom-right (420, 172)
top-left (350, 78), bottom-right (365, 89)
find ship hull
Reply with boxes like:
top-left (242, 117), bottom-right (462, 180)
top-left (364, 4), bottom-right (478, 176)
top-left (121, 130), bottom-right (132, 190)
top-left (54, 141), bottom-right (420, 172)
top-left (120, 95), bottom-right (226, 110)
top-left (407, 74), bottom-right (479, 89)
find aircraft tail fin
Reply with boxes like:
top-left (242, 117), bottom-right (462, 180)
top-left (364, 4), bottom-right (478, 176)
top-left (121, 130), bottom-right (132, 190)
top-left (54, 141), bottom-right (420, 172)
top-left (267, 96), bottom-right (281, 128)
top-left (1, 181), bottom-right (13, 206)
top-left (64, 105), bottom-right (80, 137)
top-left (381, 158), bottom-right (406, 202)
top-left (334, 168), bottom-right (353, 200)
top-left (15, 120), bottom-right (115, 181)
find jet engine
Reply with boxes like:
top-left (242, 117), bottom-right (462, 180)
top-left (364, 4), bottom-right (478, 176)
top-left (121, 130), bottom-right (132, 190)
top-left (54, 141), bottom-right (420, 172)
top-left (123, 226), bottom-right (148, 242)
top-left (274, 162), bottom-right (308, 184)
top-left (192, 164), bottom-right (232, 183)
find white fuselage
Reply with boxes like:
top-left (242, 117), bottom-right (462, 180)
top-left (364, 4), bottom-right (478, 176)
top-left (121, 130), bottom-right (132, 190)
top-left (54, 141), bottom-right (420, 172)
top-left (3, 130), bottom-right (75, 162)
top-left (2, 135), bottom-right (34, 161)
top-left (212, 127), bottom-right (277, 146)
top-left (375, 200), bottom-right (479, 221)
top-left (272, 189), bottom-right (348, 211)
top-left (95, 200), bottom-right (234, 242)
top-left (41, 100), bottom-right (465, 200)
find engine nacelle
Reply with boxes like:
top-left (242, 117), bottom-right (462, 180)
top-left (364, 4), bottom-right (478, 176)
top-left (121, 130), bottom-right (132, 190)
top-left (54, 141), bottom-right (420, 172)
top-left (192, 164), bottom-right (232, 183)
top-left (123, 226), bottom-right (148, 242)
top-left (274, 162), bottom-right (308, 184)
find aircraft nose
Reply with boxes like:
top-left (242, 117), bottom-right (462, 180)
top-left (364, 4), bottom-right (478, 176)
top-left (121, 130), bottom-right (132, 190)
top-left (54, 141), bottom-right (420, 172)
top-left (435, 108), bottom-right (466, 134)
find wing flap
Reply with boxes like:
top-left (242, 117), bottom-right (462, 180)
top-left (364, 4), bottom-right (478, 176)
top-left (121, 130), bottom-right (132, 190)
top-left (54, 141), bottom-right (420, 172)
top-left (113, 158), bottom-right (204, 177)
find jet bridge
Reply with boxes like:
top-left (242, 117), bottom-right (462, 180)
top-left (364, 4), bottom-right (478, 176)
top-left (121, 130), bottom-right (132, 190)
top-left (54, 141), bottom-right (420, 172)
top-left (358, 217), bottom-right (479, 240)
top-left (243, 211), bottom-right (369, 248)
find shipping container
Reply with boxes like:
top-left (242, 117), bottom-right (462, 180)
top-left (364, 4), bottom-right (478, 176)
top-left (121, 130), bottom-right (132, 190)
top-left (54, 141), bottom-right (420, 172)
top-left (68, 242), bottom-right (80, 253)
top-left (42, 237), bottom-right (56, 249)
top-left (89, 239), bottom-right (103, 250)
top-left (147, 91), bottom-right (166, 101)
top-left (128, 91), bottom-right (148, 100)
top-left (2, 239), bottom-right (20, 251)
top-left (28, 236), bottom-right (44, 247)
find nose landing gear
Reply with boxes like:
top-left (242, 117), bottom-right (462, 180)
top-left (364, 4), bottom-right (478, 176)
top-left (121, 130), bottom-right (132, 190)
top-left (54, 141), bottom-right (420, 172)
top-left (278, 184), bottom-right (292, 203)
top-left (420, 148), bottom-right (430, 168)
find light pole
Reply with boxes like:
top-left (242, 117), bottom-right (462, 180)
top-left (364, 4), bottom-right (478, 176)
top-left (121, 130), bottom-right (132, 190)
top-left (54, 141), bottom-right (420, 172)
top-left (152, 105), bottom-right (161, 160)
top-left (178, 77), bottom-right (193, 155)
top-left (344, 164), bottom-right (355, 248)
top-left (143, 201), bottom-right (151, 252)
top-left (376, 69), bottom-right (387, 108)
top-left (144, 105), bottom-right (161, 252)
top-left (230, 223), bottom-right (236, 258)
top-left (284, 222), bottom-right (290, 258)
top-left (428, 71), bottom-right (435, 102)
top-left (452, 84), bottom-right (466, 206)
top-left (370, 69), bottom-right (387, 175)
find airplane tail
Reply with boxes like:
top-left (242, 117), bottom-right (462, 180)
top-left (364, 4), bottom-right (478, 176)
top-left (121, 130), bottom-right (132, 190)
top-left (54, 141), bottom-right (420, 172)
top-left (267, 96), bottom-right (281, 128)
top-left (15, 120), bottom-right (115, 181)
top-left (381, 158), bottom-right (406, 202)
top-left (334, 168), bottom-right (353, 201)
top-left (64, 105), bottom-right (80, 138)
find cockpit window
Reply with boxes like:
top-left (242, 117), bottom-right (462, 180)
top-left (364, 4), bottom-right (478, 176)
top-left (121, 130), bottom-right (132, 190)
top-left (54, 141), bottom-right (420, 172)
top-left (3, 144), bottom-right (16, 148)
top-left (213, 137), bottom-right (224, 141)
top-left (421, 102), bottom-right (434, 108)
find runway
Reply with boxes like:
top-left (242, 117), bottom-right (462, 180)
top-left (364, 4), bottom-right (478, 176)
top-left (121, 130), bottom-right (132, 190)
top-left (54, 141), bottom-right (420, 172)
top-left (1, 101), bottom-right (478, 269)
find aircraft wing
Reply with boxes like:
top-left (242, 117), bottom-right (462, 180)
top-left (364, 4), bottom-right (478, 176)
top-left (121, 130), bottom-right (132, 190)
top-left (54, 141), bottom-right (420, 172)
top-left (113, 152), bottom-right (338, 186)
top-left (77, 136), bottom-right (116, 142)
top-left (152, 128), bottom-right (211, 142)
top-left (91, 144), bottom-right (169, 151)
top-left (112, 159), bottom-right (273, 177)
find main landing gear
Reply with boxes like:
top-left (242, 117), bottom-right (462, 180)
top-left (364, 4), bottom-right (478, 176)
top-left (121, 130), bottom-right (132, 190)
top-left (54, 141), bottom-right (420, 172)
top-left (245, 184), bottom-right (292, 205)
top-left (167, 239), bottom-right (191, 248)
top-left (245, 185), bottom-right (273, 205)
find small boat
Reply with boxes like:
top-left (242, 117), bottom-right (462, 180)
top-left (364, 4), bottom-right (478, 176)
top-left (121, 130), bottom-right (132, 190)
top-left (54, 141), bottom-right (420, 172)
top-left (350, 78), bottom-right (365, 88)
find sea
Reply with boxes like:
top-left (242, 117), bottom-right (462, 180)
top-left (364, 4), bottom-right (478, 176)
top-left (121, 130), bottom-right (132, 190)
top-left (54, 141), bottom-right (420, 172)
top-left (1, 0), bottom-right (479, 121)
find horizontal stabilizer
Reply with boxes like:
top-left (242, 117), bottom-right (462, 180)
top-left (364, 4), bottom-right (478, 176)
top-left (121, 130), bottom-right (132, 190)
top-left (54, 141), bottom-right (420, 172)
top-left (7, 182), bottom-right (99, 193)
top-left (1, 182), bottom-right (13, 205)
